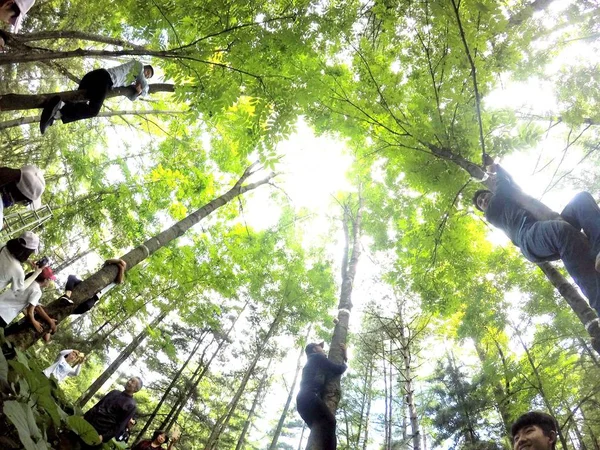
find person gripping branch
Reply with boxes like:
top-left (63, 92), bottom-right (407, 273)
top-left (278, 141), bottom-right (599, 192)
top-left (296, 341), bottom-right (348, 450)
top-left (40, 60), bottom-right (155, 134)
top-left (511, 411), bottom-right (558, 450)
top-left (473, 156), bottom-right (600, 317)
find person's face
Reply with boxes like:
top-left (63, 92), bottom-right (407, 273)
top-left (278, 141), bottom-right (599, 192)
top-left (144, 67), bottom-right (153, 78)
top-left (314, 345), bottom-right (325, 355)
top-left (65, 351), bottom-right (78, 363)
top-left (476, 192), bottom-right (492, 211)
top-left (156, 433), bottom-right (166, 444)
top-left (513, 425), bottom-right (555, 450)
top-left (125, 377), bottom-right (140, 393)
top-left (0, 0), bottom-right (16, 24)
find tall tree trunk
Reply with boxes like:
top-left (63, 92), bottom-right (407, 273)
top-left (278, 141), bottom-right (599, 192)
top-left (135, 331), bottom-right (207, 440)
top-left (234, 359), bottom-right (272, 450)
top-left (269, 326), bottom-right (312, 450)
top-left (354, 360), bottom-right (370, 448)
top-left (0, 84), bottom-right (175, 111)
top-left (77, 310), bottom-right (167, 407)
top-left (5, 163), bottom-right (274, 349)
top-left (0, 109), bottom-right (182, 130)
top-left (205, 304), bottom-right (285, 450)
top-left (382, 341), bottom-right (390, 450)
top-left (361, 362), bottom-right (373, 450)
top-left (160, 299), bottom-right (249, 431)
top-left (306, 195), bottom-right (363, 449)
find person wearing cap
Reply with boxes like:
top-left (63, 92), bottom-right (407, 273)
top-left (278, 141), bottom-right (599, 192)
top-left (473, 156), bottom-right (600, 317)
top-left (84, 376), bottom-right (143, 444)
top-left (296, 341), bottom-right (348, 450)
top-left (0, 264), bottom-right (56, 334)
top-left (44, 349), bottom-right (86, 383)
top-left (511, 411), bottom-right (559, 450)
top-left (0, 230), bottom-right (47, 294)
top-left (39, 60), bottom-right (155, 134)
top-left (0, 165), bottom-right (46, 230)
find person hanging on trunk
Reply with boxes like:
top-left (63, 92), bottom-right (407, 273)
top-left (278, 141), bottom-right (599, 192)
top-left (0, 165), bottom-right (46, 230)
top-left (473, 155), bottom-right (600, 318)
top-left (511, 411), bottom-right (558, 450)
top-left (39, 60), bottom-right (154, 134)
top-left (296, 341), bottom-right (347, 450)
top-left (0, 265), bottom-right (57, 335)
top-left (58, 258), bottom-right (127, 314)
top-left (84, 376), bottom-right (143, 445)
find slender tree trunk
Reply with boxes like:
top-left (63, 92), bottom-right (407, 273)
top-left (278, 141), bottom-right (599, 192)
top-left (205, 304), bottom-right (285, 450)
top-left (382, 342), bottom-right (390, 450)
top-left (77, 310), bottom-right (167, 407)
top-left (160, 300), bottom-right (249, 431)
top-left (269, 326), bottom-right (312, 450)
top-left (361, 362), bottom-right (373, 450)
top-left (388, 339), bottom-right (393, 449)
top-left (354, 361), bottom-right (369, 448)
top-left (0, 109), bottom-right (182, 130)
top-left (135, 332), bottom-right (207, 440)
top-left (235, 359), bottom-right (272, 450)
top-left (5, 163), bottom-right (275, 349)
top-left (297, 424), bottom-right (306, 450)
top-left (306, 195), bottom-right (363, 449)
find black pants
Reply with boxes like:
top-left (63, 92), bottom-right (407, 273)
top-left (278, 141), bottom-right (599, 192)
top-left (61, 69), bottom-right (113, 123)
top-left (65, 275), bottom-right (99, 314)
top-left (297, 392), bottom-right (337, 450)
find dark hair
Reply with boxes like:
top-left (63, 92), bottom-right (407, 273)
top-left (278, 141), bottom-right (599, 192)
top-left (144, 65), bottom-right (154, 78)
top-left (473, 189), bottom-right (492, 212)
top-left (152, 430), bottom-right (167, 441)
top-left (0, 0), bottom-right (20, 16)
top-left (6, 238), bottom-right (34, 263)
top-left (511, 412), bottom-right (558, 450)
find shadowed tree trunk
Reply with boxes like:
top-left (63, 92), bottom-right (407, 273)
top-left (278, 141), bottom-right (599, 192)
top-left (269, 326), bottom-right (312, 450)
top-left (5, 163), bottom-right (275, 349)
top-left (77, 310), bottom-right (167, 407)
top-left (0, 84), bottom-right (175, 111)
top-left (306, 195), bottom-right (363, 449)
top-left (361, 362), bottom-right (373, 450)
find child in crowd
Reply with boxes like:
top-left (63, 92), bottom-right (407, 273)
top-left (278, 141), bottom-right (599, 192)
top-left (44, 349), bottom-right (86, 382)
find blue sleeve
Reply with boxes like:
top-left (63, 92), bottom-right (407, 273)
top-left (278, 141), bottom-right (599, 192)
top-left (315, 353), bottom-right (347, 375)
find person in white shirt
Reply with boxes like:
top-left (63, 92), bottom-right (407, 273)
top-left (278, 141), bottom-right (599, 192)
top-left (0, 165), bottom-right (46, 230)
top-left (0, 0), bottom-right (34, 31)
top-left (44, 349), bottom-right (85, 382)
top-left (39, 60), bottom-right (154, 134)
top-left (0, 265), bottom-right (57, 334)
top-left (0, 230), bottom-right (46, 293)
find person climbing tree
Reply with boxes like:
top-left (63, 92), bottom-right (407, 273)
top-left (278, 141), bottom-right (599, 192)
top-left (0, 231), bottom-right (46, 292)
top-left (58, 258), bottom-right (127, 314)
top-left (473, 157), bottom-right (600, 317)
top-left (83, 376), bottom-right (143, 445)
top-left (0, 265), bottom-right (56, 335)
top-left (0, 165), bottom-right (46, 229)
top-left (511, 411), bottom-right (558, 450)
top-left (39, 60), bottom-right (155, 134)
top-left (43, 349), bottom-right (86, 382)
top-left (296, 341), bottom-right (348, 450)
top-left (132, 429), bottom-right (179, 450)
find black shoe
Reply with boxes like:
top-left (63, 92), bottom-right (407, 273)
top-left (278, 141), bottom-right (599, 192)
top-left (40, 96), bottom-right (62, 135)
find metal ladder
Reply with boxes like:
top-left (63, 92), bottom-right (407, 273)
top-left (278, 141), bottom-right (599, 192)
top-left (0, 205), bottom-right (53, 240)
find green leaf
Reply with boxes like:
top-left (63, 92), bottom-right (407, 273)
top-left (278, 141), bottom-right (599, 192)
top-left (3, 400), bottom-right (48, 450)
top-left (0, 349), bottom-right (7, 382)
top-left (66, 416), bottom-right (101, 446)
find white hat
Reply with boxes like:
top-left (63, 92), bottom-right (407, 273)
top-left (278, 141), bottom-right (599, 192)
top-left (16, 165), bottom-right (45, 210)
top-left (10, 0), bottom-right (35, 33)
top-left (19, 231), bottom-right (39, 251)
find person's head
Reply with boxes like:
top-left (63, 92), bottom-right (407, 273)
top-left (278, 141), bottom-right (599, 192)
top-left (305, 341), bottom-right (326, 356)
top-left (124, 376), bottom-right (143, 394)
top-left (6, 231), bottom-right (39, 263)
top-left (511, 411), bottom-right (558, 450)
top-left (0, 0), bottom-right (34, 31)
top-left (65, 349), bottom-right (85, 365)
top-left (143, 65), bottom-right (154, 79)
top-left (127, 417), bottom-right (136, 430)
top-left (35, 266), bottom-right (55, 288)
top-left (473, 189), bottom-right (493, 212)
top-left (152, 430), bottom-right (167, 444)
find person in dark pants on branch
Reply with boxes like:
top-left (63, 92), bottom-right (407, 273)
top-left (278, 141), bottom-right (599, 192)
top-left (39, 60), bottom-right (154, 134)
top-left (473, 156), bottom-right (600, 318)
top-left (296, 341), bottom-right (347, 450)
top-left (84, 376), bottom-right (143, 445)
top-left (511, 411), bottom-right (558, 450)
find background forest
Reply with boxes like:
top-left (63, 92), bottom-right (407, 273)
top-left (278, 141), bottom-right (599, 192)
top-left (1, 0), bottom-right (600, 449)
